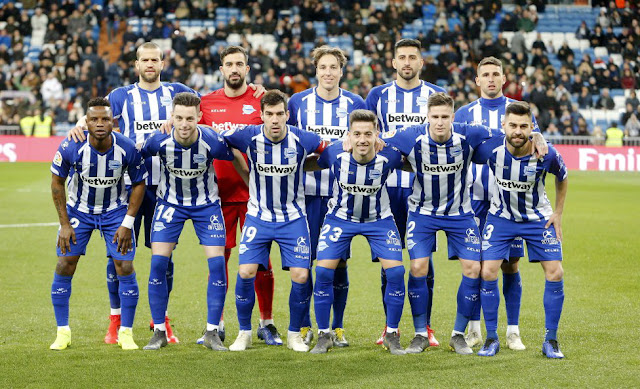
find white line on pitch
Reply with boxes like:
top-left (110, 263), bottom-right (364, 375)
top-left (0, 222), bottom-right (59, 228)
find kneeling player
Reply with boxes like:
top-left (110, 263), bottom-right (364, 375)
top-left (306, 110), bottom-right (407, 355)
top-left (141, 93), bottom-right (235, 351)
top-left (49, 98), bottom-right (146, 350)
top-left (472, 101), bottom-right (568, 358)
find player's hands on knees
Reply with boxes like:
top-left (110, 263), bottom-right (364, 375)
top-left (531, 133), bottom-right (548, 158)
top-left (249, 83), bottom-right (266, 98)
top-left (160, 117), bottom-right (173, 134)
top-left (67, 126), bottom-right (87, 142)
top-left (57, 225), bottom-right (76, 255)
top-left (113, 226), bottom-right (133, 255)
top-left (545, 212), bottom-right (563, 242)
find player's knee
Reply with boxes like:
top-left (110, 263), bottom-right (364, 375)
top-left (410, 258), bottom-right (430, 277)
top-left (544, 263), bottom-right (564, 281)
top-left (114, 259), bottom-right (135, 276)
top-left (290, 268), bottom-right (309, 284)
top-left (480, 263), bottom-right (500, 281)
top-left (462, 260), bottom-right (481, 278)
top-left (55, 258), bottom-right (78, 276)
top-left (238, 266), bottom-right (257, 279)
top-left (501, 259), bottom-right (519, 274)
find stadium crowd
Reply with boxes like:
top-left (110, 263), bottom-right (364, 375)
top-left (0, 1), bottom-right (639, 138)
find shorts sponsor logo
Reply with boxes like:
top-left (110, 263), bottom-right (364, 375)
top-left (208, 215), bottom-right (224, 231)
top-left (134, 120), bottom-right (165, 134)
top-left (368, 169), bottom-right (382, 180)
top-left (193, 153), bottom-right (207, 164)
top-left (256, 162), bottom-right (296, 176)
top-left (53, 151), bottom-right (63, 166)
top-left (450, 145), bottom-right (462, 157)
top-left (338, 181), bottom-right (381, 195)
top-left (149, 278), bottom-right (163, 285)
top-left (386, 230), bottom-right (401, 246)
top-left (387, 113), bottom-right (428, 126)
top-left (160, 96), bottom-right (172, 106)
top-left (524, 166), bottom-right (537, 176)
top-left (317, 241), bottom-right (329, 252)
top-left (416, 95), bottom-right (428, 106)
top-left (239, 244), bottom-right (249, 254)
top-left (336, 107), bottom-right (348, 118)
top-left (284, 147), bottom-right (298, 159)
top-left (167, 165), bottom-right (207, 178)
top-left (465, 228), bottom-right (480, 245)
top-left (307, 125), bottom-right (348, 141)
top-left (153, 222), bottom-right (165, 232)
top-left (80, 175), bottom-right (120, 188)
top-left (495, 177), bottom-right (534, 192)
top-left (421, 160), bottom-right (463, 175)
top-left (295, 236), bottom-right (310, 254)
top-left (242, 104), bottom-right (257, 115)
top-left (108, 160), bottom-right (122, 170)
top-left (541, 229), bottom-right (559, 245)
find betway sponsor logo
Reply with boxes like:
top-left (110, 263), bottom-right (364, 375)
top-left (386, 113), bottom-right (428, 126)
top-left (307, 125), bottom-right (348, 141)
top-left (421, 160), bottom-right (463, 175)
top-left (337, 181), bottom-right (381, 195)
top-left (80, 175), bottom-right (120, 188)
top-left (167, 165), bottom-right (207, 178)
top-left (134, 120), bottom-right (165, 134)
top-left (578, 147), bottom-right (640, 171)
top-left (256, 162), bottom-right (296, 176)
top-left (495, 177), bottom-right (534, 192)
top-left (211, 122), bottom-right (247, 133)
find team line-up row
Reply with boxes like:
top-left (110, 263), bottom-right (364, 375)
top-left (48, 40), bottom-right (567, 359)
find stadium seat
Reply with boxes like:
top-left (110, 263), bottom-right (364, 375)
top-left (594, 46), bottom-right (608, 58)
top-left (610, 54), bottom-right (623, 67)
top-left (613, 96), bottom-right (625, 109)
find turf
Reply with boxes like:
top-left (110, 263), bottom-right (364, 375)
top-left (1, 163), bottom-right (638, 388)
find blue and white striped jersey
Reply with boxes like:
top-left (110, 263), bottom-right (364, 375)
top-left (317, 141), bottom-right (403, 223)
top-left (288, 87), bottom-right (366, 197)
top-left (454, 96), bottom-right (540, 201)
top-left (365, 80), bottom-right (446, 188)
top-left (51, 132), bottom-right (147, 214)
top-left (107, 82), bottom-right (197, 185)
top-left (385, 123), bottom-right (498, 217)
top-left (222, 125), bottom-right (323, 223)
top-left (141, 127), bottom-right (234, 207)
top-left (473, 137), bottom-right (567, 222)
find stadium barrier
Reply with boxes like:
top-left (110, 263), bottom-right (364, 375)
top-left (555, 145), bottom-right (640, 172)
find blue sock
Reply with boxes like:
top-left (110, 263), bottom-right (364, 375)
top-left (481, 279), bottom-right (500, 340)
top-left (408, 273), bottom-right (428, 333)
top-left (544, 280), bottom-right (564, 341)
top-left (426, 257), bottom-right (435, 326)
top-left (207, 256), bottom-right (226, 326)
top-left (118, 272), bottom-right (139, 327)
top-left (503, 272), bottom-right (522, 326)
top-left (289, 279), bottom-right (310, 332)
top-left (331, 266), bottom-right (349, 329)
top-left (166, 255), bottom-right (174, 296)
top-left (454, 275), bottom-right (480, 333)
top-left (148, 255), bottom-right (169, 326)
top-left (301, 270), bottom-right (313, 328)
top-left (383, 266), bottom-right (405, 329)
top-left (106, 258), bottom-right (120, 310)
top-left (51, 273), bottom-right (73, 326)
top-left (380, 267), bottom-right (387, 316)
top-left (314, 267), bottom-right (335, 330)
top-left (235, 275), bottom-right (255, 331)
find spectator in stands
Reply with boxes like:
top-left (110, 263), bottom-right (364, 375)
top-left (575, 21), bottom-right (590, 40)
top-left (67, 9), bottom-right (88, 36)
top-left (621, 68), bottom-right (637, 90)
top-left (624, 111), bottom-right (640, 137)
top-left (590, 25), bottom-right (606, 47)
top-left (516, 9), bottom-right (535, 32)
top-left (626, 90), bottom-right (639, 111)
top-left (500, 12), bottom-right (517, 32)
top-left (577, 86), bottom-right (594, 109)
top-left (597, 7), bottom-right (610, 29)
top-left (621, 103), bottom-right (638, 126)
top-left (41, 72), bottom-right (64, 108)
top-left (605, 122), bottom-right (624, 146)
top-left (596, 88), bottom-right (615, 110)
top-left (575, 117), bottom-right (590, 136)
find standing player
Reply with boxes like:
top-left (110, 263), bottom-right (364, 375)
top-left (221, 90), bottom-right (327, 352)
top-left (366, 39), bottom-right (445, 347)
top-left (49, 98), bottom-right (146, 350)
top-left (472, 102), bottom-right (567, 358)
top-left (195, 46), bottom-right (278, 345)
top-left (288, 46), bottom-right (366, 346)
top-left (67, 42), bottom-right (198, 344)
top-left (141, 93), bottom-right (235, 351)
top-left (454, 56), bottom-right (539, 350)
top-left (306, 110), bottom-right (407, 355)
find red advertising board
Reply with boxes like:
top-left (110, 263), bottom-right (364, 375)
top-left (0, 135), bottom-right (63, 162)
top-left (554, 145), bottom-right (640, 172)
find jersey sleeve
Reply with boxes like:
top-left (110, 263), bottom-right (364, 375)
top-left (50, 139), bottom-right (72, 177)
top-left (531, 113), bottom-right (541, 133)
top-left (385, 145), bottom-right (405, 170)
top-left (317, 141), bottom-right (340, 169)
top-left (106, 88), bottom-right (126, 119)
top-left (141, 131), bottom-right (161, 158)
top-left (547, 145), bottom-right (568, 181)
top-left (172, 83), bottom-right (200, 97)
top-left (464, 123), bottom-right (499, 149)
top-left (453, 106), bottom-right (469, 123)
top-left (382, 125), bottom-right (419, 156)
top-left (222, 125), bottom-right (252, 152)
top-left (353, 95), bottom-right (366, 110)
top-left (287, 95), bottom-right (299, 126)
top-left (471, 136), bottom-right (500, 165)
top-left (364, 87), bottom-right (379, 113)
top-left (207, 129), bottom-right (235, 161)
top-left (127, 147), bottom-right (148, 184)
top-left (298, 126), bottom-right (323, 154)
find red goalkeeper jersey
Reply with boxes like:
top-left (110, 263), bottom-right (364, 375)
top-left (199, 88), bottom-right (262, 203)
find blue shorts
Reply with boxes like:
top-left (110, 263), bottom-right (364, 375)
top-left (56, 206), bottom-right (136, 260)
top-left (317, 214), bottom-right (403, 262)
top-left (130, 184), bottom-right (157, 249)
top-left (472, 199), bottom-right (525, 258)
top-left (387, 187), bottom-right (411, 247)
top-left (239, 215), bottom-right (311, 270)
top-left (406, 211), bottom-right (481, 261)
top-left (150, 200), bottom-right (226, 246)
top-left (481, 215), bottom-right (563, 262)
top-left (306, 195), bottom-right (349, 261)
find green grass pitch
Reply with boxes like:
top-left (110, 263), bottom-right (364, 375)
top-left (1, 163), bottom-right (638, 388)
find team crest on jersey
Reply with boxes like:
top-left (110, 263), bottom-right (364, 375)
top-left (160, 96), bottom-right (172, 106)
top-left (450, 145), bottom-right (462, 157)
top-left (368, 169), bottom-right (382, 180)
top-left (208, 215), bottom-right (224, 231)
top-left (416, 96), bottom-right (428, 106)
top-left (108, 160), bottom-right (122, 170)
top-left (242, 104), bottom-right (256, 115)
top-left (294, 236), bottom-right (310, 254)
top-left (284, 147), bottom-right (297, 159)
top-left (193, 153), bottom-right (207, 164)
top-left (53, 151), bottom-right (63, 166)
top-left (336, 107), bottom-right (348, 118)
top-left (524, 166), bottom-right (537, 176)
